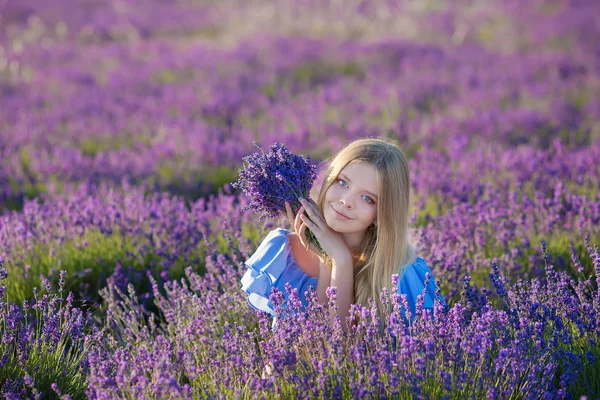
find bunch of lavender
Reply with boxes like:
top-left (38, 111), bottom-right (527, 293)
top-left (232, 142), bottom-right (326, 256)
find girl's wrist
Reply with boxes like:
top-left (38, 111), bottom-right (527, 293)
top-left (322, 252), bottom-right (352, 269)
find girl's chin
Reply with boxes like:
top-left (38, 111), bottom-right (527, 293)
top-left (325, 216), bottom-right (343, 230)
top-left (330, 227), bottom-right (343, 234)
top-left (326, 217), bottom-right (351, 233)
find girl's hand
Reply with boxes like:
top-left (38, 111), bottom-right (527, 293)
top-left (296, 197), bottom-right (352, 264)
top-left (280, 201), bottom-right (297, 230)
top-left (279, 200), bottom-right (325, 259)
top-left (279, 200), bottom-right (321, 254)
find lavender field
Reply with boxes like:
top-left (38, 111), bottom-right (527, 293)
top-left (1, 0), bottom-right (599, 398)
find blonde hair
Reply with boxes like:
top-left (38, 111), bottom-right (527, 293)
top-left (316, 137), bottom-right (416, 317)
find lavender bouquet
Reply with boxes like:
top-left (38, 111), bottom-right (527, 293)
top-left (232, 142), bottom-right (327, 258)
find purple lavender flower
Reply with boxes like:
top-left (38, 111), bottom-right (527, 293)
top-left (231, 142), bottom-right (317, 220)
top-left (231, 142), bottom-right (327, 256)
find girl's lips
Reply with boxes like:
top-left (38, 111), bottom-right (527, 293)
top-left (332, 205), bottom-right (351, 220)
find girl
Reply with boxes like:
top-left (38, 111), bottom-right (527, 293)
top-left (241, 137), bottom-right (444, 327)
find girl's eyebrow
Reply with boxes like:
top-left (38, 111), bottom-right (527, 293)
top-left (339, 173), bottom-right (378, 200)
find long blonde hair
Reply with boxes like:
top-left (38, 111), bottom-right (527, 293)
top-left (316, 137), bottom-right (415, 317)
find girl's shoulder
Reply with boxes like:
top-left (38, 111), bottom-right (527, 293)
top-left (244, 227), bottom-right (291, 269)
top-left (398, 256), bottom-right (438, 289)
top-left (241, 227), bottom-right (319, 316)
top-left (400, 257), bottom-right (431, 280)
top-left (397, 257), bottom-right (445, 310)
top-left (243, 227), bottom-right (318, 277)
top-left (285, 232), bottom-right (320, 278)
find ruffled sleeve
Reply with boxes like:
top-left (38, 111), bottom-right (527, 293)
top-left (398, 257), bottom-right (445, 322)
top-left (240, 227), bottom-right (318, 317)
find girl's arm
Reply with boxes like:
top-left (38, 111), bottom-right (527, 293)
top-left (292, 197), bottom-right (355, 325)
top-left (316, 258), bottom-right (331, 306)
top-left (317, 253), bottom-right (354, 325)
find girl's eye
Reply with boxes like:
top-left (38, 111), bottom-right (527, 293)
top-left (337, 179), bottom-right (374, 204)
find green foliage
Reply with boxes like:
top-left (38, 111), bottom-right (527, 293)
top-left (5, 230), bottom-right (127, 304)
top-left (4, 229), bottom-right (210, 308)
top-left (566, 341), bottom-right (600, 398)
top-left (16, 332), bottom-right (89, 400)
top-left (413, 195), bottom-right (449, 227)
top-left (0, 179), bottom-right (49, 213)
top-left (78, 133), bottom-right (151, 157)
top-left (147, 164), bottom-right (240, 203)
top-left (0, 149), bottom-right (50, 212)
top-left (0, 281), bottom-right (93, 399)
top-left (465, 231), bottom-right (598, 294)
top-left (262, 60), bottom-right (365, 98)
top-left (241, 221), bottom-right (262, 244)
top-left (204, 165), bottom-right (239, 190)
top-left (157, 163), bottom-right (175, 182)
top-left (292, 60), bottom-right (365, 86)
top-left (151, 68), bottom-right (196, 85)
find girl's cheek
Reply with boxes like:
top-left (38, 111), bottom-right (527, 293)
top-left (327, 186), bottom-right (339, 198)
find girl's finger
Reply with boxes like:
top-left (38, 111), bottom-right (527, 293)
top-left (300, 214), bottom-right (319, 238)
top-left (298, 222), bottom-right (307, 248)
top-left (301, 213), bottom-right (318, 230)
top-left (306, 197), bottom-right (319, 208)
top-left (294, 206), bottom-right (304, 234)
top-left (285, 201), bottom-right (294, 225)
top-left (299, 222), bottom-right (319, 254)
top-left (299, 198), bottom-right (322, 226)
top-left (300, 214), bottom-right (311, 226)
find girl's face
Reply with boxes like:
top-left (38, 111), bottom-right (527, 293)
top-left (323, 162), bottom-right (378, 235)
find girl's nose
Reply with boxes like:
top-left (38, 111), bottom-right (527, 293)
top-left (339, 197), bottom-right (353, 209)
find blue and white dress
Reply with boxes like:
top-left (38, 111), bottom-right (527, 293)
top-left (241, 228), bottom-right (444, 322)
